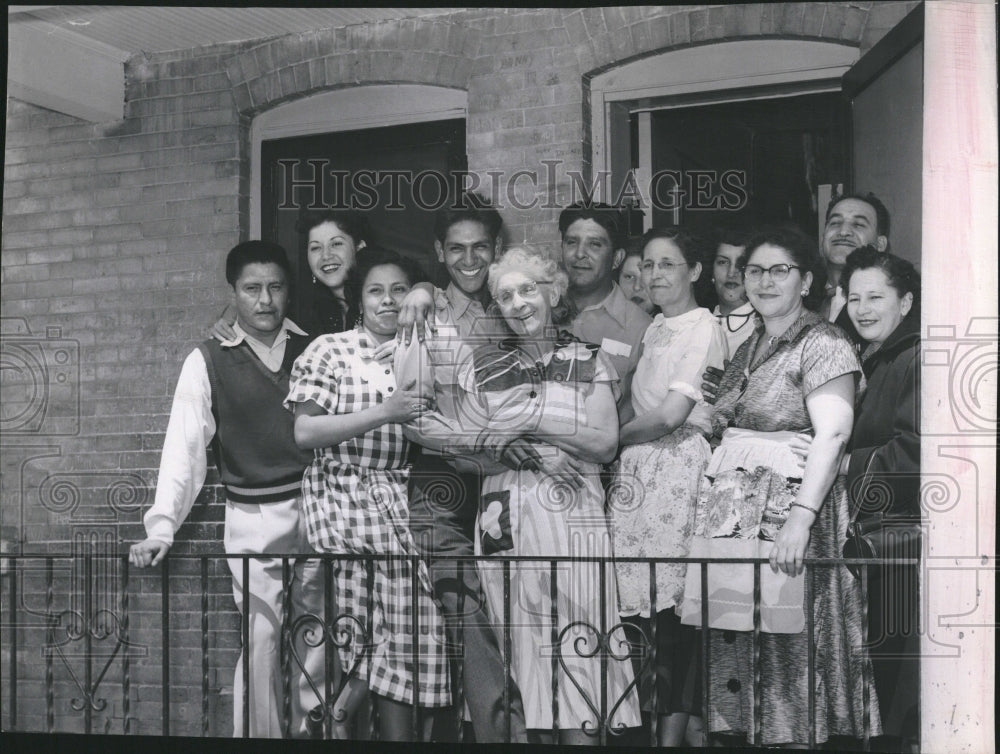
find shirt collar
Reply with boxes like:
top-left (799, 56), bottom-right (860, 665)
top-left (752, 309), bottom-right (822, 347)
top-left (443, 281), bottom-right (490, 320)
top-left (577, 283), bottom-right (630, 330)
top-left (714, 301), bottom-right (755, 317)
top-left (220, 318), bottom-right (307, 349)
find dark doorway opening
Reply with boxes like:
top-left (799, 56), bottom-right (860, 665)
top-left (261, 118), bottom-right (466, 325)
top-left (639, 92), bottom-right (845, 238)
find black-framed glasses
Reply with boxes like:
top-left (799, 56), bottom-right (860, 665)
top-left (743, 263), bottom-right (801, 282)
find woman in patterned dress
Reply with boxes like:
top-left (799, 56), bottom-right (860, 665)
top-left (285, 247), bottom-right (451, 741)
top-left (681, 227), bottom-right (881, 746)
top-left (464, 247), bottom-right (641, 745)
top-left (609, 227), bottom-right (727, 746)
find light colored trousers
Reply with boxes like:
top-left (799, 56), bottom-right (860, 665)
top-left (224, 497), bottom-right (326, 738)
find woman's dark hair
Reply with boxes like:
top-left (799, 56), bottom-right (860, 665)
top-left (639, 226), bottom-right (714, 307)
top-left (344, 245), bottom-right (428, 316)
top-left (295, 209), bottom-right (369, 247)
top-left (742, 226), bottom-right (826, 311)
top-left (842, 246), bottom-right (920, 307)
top-left (712, 219), bottom-right (755, 251)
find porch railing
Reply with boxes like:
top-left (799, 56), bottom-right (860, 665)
top-left (0, 552), bottom-right (918, 747)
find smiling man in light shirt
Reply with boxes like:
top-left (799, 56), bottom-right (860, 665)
top-left (129, 241), bottom-right (324, 739)
top-left (557, 202), bottom-right (653, 408)
top-left (391, 193), bottom-right (530, 744)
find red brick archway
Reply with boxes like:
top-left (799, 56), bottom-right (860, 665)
top-left (222, 18), bottom-right (481, 116)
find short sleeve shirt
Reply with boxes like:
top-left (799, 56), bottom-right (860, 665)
top-left (285, 328), bottom-right (407, 469)
top-left (711, 310), bottom-right (863, 439)
top-left (569, 283), bottom-right (652, 401)
top-left (631, 307), bottom-right (728, 436)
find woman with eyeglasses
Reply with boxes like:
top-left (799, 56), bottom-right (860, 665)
top-left (464, 247), bottom-right (640, 745)
top-left (681, 227), bottom-right (881, 746)
top-left (608, 227), bottom-right (727, 746)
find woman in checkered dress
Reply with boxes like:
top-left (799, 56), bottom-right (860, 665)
top-left (285, 248), bottom-right (450, 741)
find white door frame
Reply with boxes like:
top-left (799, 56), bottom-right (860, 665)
top-left (589, 39), bottom-right (860, 228)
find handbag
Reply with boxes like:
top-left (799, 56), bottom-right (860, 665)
top-left (843, 445), bottom-right (922, 579)
top-left (843, 517), bottom-right (922, 580)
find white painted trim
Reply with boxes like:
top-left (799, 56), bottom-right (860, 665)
top-left (920, 3), bottom-right (997, 750)
top-left (250, 84), bottom-right (468, 237)
top-left (636, 112), bottom-right (653, 229)
top-left (589, 39), bottom-right (861, 190)
top-left (7, 18), bottom-right (128, 122)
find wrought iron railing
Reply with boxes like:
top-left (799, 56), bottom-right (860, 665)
top-left (0, 552), bottom-right (919, 747)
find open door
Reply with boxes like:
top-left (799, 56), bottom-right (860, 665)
top-left (841, 3), bottom-right (924, 267)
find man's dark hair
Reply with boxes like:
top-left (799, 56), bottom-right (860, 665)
top-left (825, 192), bottom-right (891, 237)
top-left (433, 192), bottom-right (502, 245)
top-left (557, 202), bottom-right (627, 251)
top-left (225, 241), bottom-right (292, 287)
top-left (294, 209), bottom-right (369, 247)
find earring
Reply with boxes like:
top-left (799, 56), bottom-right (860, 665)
top-left (355, 313), bottom-right (364, 328)
top-left (801, 289), bottom-right (809, 296)
top-left (312, 275), bottom-right (317, 284)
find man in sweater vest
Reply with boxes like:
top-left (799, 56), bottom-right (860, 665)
top-left (129, 241), bottom-right (325, 738)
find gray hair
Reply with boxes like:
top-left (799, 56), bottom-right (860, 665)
top-left (487, 246), bottom-right (574, 326)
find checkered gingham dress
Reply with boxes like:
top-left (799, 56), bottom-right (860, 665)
top-left (284, 328), bottom-right (450, 708)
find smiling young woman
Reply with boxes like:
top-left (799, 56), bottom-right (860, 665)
top-left (283, 247), bottom-right (451, 742)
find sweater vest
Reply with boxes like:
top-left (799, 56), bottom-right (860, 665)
top-left (197, 334), bottom-right (313, 503)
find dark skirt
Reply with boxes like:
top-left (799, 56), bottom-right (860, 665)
top-left (623, 609), bottom-right (702, 716)
top-left (866, 562), bottom-right (920, 742)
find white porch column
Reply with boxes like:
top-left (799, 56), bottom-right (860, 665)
top-left (921, 3), bottom-right (997, 752)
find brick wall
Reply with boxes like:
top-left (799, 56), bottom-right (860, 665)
top-left (1, 3), bottom-right (918, 735)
